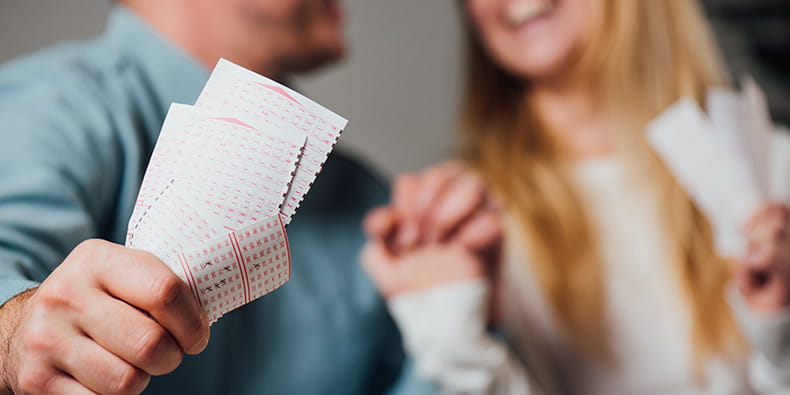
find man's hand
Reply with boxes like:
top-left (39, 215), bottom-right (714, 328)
top-left (737, 204), bottom-right (790, 315)
top-left (0, 239), bottom-right (209, 395)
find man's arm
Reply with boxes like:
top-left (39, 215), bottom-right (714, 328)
top-left (0, 288), bottom-right (35, 393)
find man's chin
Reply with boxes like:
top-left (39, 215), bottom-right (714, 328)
top-left (287, 45), bottom-right (347, 75)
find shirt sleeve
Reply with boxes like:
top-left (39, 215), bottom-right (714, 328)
top-left (0, 79), bottom-right (119, 306)
top-left (387, 280), bottom-right (539, 395)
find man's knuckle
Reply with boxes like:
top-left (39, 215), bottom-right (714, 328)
top-left (36, 282), bottom-right (80, 313)
top-left (16, 365), bottom-right (51, 394)
top-left (21, 319), bottom-right (56, 353)
top-left (134, 325), bottom-right (168, 364)
top-left (111, 365), bottom-right (148, 395)
top-left (70, 239), bottom-right (105, 262)
top-left (38, 373), bottom-right (62, 395)
top-left (150, 275), bottom-right (182, 307)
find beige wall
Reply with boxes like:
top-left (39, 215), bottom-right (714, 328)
top-left (0, 0), bottom-right (463, 178)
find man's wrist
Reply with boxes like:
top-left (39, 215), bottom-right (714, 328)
top-left (0, 288), bottom-right (37, 394)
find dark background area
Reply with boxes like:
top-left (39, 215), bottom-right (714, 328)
top-left (703, 0), bottom-right (790, 124)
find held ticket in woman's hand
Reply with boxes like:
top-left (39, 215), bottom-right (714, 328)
top-left (647, 77), bottom-right (772, 258)
top-left (125, 59), bottom-right (347, 324)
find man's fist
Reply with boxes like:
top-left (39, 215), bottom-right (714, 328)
top-left (1, 239), bottom-right (209, 395)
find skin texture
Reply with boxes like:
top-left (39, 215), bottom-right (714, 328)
top-left (0, 1), bottom-right (347, 394)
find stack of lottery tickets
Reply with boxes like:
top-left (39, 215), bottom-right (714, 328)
top-left (648, 77), bottom-right (782, 259)
top-left (125, 59), bottom-right (347, 324)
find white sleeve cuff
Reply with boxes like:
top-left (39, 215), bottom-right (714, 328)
top-left (388, 279), bottom-right (532, 394)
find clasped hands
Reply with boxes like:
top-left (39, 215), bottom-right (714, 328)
top-left (362, 162), bottom-right (790, 318)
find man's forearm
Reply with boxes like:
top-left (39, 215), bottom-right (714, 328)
top-left (0, 288), bottom-right (36, 395)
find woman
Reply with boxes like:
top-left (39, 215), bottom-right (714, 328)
top-left (362, 0), bottom-right (790, 393)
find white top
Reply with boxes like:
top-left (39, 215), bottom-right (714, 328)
top-left (388, 132), bottom-right (790, 395)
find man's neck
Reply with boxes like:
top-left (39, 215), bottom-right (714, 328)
top-left (119, 0), bottom-right (284, 80)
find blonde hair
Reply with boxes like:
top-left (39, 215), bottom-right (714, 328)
top-left (459, 0), bottom-right (746, 371)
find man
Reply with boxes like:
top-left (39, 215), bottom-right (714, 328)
top-left (0, 1), bottom-right (428, 394)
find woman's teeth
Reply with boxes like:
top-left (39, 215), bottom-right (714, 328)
top-left (505, 0), bottom-right (555, 27)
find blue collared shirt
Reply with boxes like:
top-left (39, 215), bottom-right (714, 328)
top-left (0, 6), bottom-right (430, 394)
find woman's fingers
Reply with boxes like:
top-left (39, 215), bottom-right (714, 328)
top-left (361, 240), bottom-right (485, 299)
top-left (392, 173), bottom-right (422, 248)
top-left (391, 163), bottom-right (466, 248)
top-left (743, 204), bottom-right (789, 269)
top-left (383, 161), bottom-right (501, 255)
top-left (424, 173), bottom-right (488, 243)
top-left (738, 203), bottom-right (790, 314)
top-left (451, 208), bottom-right (503, 253)
top-left (744, 204), bottom-right (789, 237)
top-left (736, 263), bottom-right (790, 315)
top-left (411, 162), bottom-right (464, 218)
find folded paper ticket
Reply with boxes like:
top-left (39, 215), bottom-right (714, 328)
top-left (126, 59), bottom-right (347, 324)
top-left (647, 77), bottom-right (772, 258)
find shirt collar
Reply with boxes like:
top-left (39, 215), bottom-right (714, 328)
top-left (102, 5), bottom-right (210, 108)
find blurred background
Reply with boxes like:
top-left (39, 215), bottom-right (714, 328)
top-left (0, 0), bottom-right (788, 178)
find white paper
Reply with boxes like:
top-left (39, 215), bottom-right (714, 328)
top-left (648, 79), bottom-right (774, 258)
top-left (126, 60), bottom-right (344, 324)
top-left (196, 59), bottom-right (348, 224)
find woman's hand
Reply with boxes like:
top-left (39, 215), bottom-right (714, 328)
top-left (362, 242), bottom-right (484, 299)
top-left (736, 203), bottom-right (790, 315)
top-left (366, 162), bottom-right (502, 254)
top-left (361, 162), bottom-right (503, 299)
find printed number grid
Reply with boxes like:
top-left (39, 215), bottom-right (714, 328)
top-left (196, 59), bottom-right (347, 223)
top-left (180, 215), bottom-right (289, 324)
